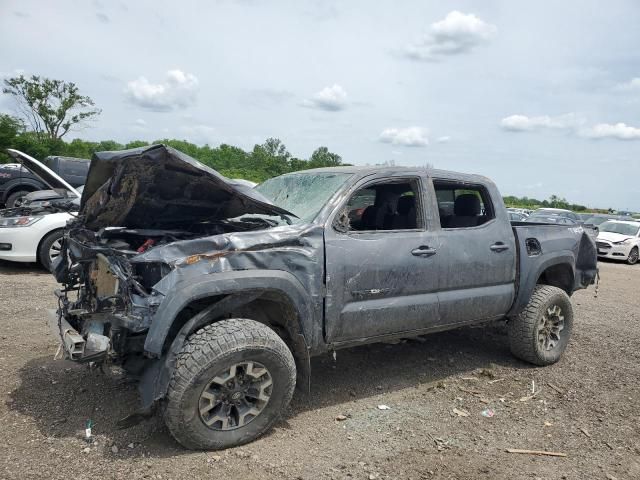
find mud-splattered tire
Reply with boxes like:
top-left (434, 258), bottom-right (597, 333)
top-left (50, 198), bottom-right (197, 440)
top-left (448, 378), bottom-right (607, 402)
top-left (164, 318), bottom-right (296, 450)
top-left (508, 285), bottom-right (573, 366)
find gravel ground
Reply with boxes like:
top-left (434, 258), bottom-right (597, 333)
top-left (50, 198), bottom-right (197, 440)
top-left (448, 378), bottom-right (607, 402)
top-left (0, 259), bottom-right (638, 480)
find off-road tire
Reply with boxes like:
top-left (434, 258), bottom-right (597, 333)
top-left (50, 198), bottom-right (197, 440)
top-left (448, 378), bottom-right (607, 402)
top-left (508, 285), bottom-right (573, 366)
top-left (164, 318), bottom-right (296, 450)
top-left (6, 189), bottom-right (30, 208)
top-left (627, 247), bottom-right (639, 265)
top-left (37, 229), bottom-right (64, 272)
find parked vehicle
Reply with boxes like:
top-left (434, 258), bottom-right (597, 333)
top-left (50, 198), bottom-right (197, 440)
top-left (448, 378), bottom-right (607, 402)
top-left (0, 150), bottom-right (80, 271)
top-left (509, 211), bottom-right (527, 222)
top-left (525, 212), bottom-right (577, 225)
top-left (0, 155), bottom-right (88, 207)
top-left (527, 208), bottom-right (581, 224)
top-left (595, 220), bottom-right (640, 265)
top-left (49, 145), bottom-right (597, 450)
top-left (583, 214), bottom-right (621, 226)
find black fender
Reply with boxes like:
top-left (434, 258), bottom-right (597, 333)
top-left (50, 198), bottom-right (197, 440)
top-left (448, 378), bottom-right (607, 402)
top-left (136, 270), bottom-right (314, 410)
top-left (144, 269), bottom-right (314, 356)
top-left (508, 251), bottom-right (575, 317)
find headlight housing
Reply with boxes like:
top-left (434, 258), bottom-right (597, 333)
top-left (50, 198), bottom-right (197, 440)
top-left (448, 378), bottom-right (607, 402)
top-left (0, 216), bottom-right (43, 228)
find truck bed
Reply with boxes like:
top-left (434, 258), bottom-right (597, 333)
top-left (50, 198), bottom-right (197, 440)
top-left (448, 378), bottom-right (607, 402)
top-left (509, 222), bottom-right (598, 316)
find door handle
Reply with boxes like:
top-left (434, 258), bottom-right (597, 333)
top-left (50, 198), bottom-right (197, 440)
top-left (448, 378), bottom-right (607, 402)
top-left (411, 246), bottom-right (437, 257)
top-left (490, 242), bottom-right (509, 252)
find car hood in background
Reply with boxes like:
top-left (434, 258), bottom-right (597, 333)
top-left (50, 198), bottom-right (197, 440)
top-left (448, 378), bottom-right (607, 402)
top-left (597, 231), bottom-right (636, 243)
top-left (79, 144), bottom-right (294, 230)
top-left (6, 149), bottom-right (80, 197)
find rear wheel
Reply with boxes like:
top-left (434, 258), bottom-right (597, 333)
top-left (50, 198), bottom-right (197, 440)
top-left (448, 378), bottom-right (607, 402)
top-left (627, 247), bottom-right (639, 265)
top-left (164, 318), bottom-right (296, 450)
top-left (6, 189), bottom-right (30, 208)
top-left (37, 230), bottom-right (64, 272)
top-left (508, 285), bottom-right (573, 366)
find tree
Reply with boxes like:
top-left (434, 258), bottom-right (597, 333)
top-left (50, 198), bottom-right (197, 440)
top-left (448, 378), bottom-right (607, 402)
top-left (2, 74), bottom-right (101, 141)
top-left (0, 114), bottom-right (25, 162)
top-left (308, 146), bottom-right (342, 168)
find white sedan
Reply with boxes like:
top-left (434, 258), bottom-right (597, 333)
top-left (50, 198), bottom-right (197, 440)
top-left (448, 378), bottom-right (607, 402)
top-left (596, 220), bottom-right (640, 265)
top-left (0, 211), bottom-right (73, 269)
top-left (0, 149), bottom-right (80, 271)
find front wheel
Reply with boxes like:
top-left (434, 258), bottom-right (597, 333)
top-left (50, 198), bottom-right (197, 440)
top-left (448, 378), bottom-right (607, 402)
top-left (508, 285), bottom-right (573, 366)
top-left (164, 318), bottom-right (296, 450)
top-left (627, 247), bottom-right (639, 265)
top-left (37, 230), bottom-right (64, 272)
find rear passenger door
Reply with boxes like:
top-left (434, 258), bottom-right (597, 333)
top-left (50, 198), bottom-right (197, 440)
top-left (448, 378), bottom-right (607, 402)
top-left (324, 174), bottom-right (441, 343)
top-left (432, 179), bottom-right (516, 324)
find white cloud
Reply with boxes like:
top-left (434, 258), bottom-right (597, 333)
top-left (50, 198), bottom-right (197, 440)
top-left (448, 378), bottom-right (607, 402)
top-left (436, 135), bottom-right (451, 143)
top-left (179, 124), bottom-right (217, 144)
top-left (615, 77), bottom-right (640, 91)
top-left (500, 113), bottom-right (581, 132)
top-left (134, 118), bottom-right (147, 126)
top-left (380, 127), bottom-right (429, 147)
top-left (405, 11), bottom-right (496, 61)
top-left (580, 123), bottom-right (640, 141)
top-left (302, 84), bottom-right (348, 111)
top-left (125, 69), bottom-right (199, 111)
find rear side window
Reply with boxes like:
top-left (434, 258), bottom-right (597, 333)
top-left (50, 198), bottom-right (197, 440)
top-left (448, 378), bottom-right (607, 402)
top-left (434, 181), bottom-right (495, 228)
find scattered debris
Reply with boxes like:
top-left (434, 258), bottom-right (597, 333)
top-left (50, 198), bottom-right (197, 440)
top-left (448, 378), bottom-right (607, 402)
top-left (83, 447), bottom-right (91, 453)
top-left (479, 398), bottom-right (490, 404)
top-left (544, 421), bottom-right (553, 427)
top-left (547, 382), bottom-right (565, 394)
top-left (111, 445), bottom-right (119, 454)
top-left (605, 474), bottom-right (618, 480)
top-left (580, 427), bottom-right (592, 438)
top-left (452, 408), bottom-right (470, 417)
top-left (335, 414), bottom-right (348, 421)
top-left (377, 405), bottom-right (391, 410)
top-left (84, 419), bottom-right (93, 444)
top-left (479, 368), bottom-right (496, 379)
top-left (460, 376), bottom-right (478, 381)
top-left (505, 449), bottom-right (567, 457)
top-left (481, 408), bottom-right (495, 418)
top-left (488, 378), bottom-right (505, 384)
top-left (127, 443), bottom-right (135, 449)
top-left (459, 386), bottom-right (482, 395)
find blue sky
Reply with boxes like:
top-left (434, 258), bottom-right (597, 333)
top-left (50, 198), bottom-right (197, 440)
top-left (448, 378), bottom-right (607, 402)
top-left (1, 0), bottom-right (640, 210)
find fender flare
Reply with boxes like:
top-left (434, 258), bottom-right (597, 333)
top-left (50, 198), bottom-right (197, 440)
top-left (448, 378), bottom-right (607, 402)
top-left (508, 251), bottom-right (576, 317)
top-left (144, 269), bottom-right (314, 356)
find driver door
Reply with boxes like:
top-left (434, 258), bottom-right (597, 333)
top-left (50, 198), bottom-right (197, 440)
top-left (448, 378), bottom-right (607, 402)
top-left (323, 174), bottom-right (441, 343)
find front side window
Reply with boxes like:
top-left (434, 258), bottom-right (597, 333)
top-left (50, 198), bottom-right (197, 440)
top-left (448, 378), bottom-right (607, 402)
top-left (434, 181), bottom-right (495, 228)
top-left (336, 179), bottom-right (422, 232)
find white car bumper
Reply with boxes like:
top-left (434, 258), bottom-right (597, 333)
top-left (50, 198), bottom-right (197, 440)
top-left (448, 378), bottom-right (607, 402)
top-left (596, 240), bottom-right (632, 261)
top-left (0, 212), bottom-right (72, 263)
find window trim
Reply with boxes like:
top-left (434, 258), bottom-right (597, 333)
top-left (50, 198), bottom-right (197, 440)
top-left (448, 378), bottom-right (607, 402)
top-left (432, 179), bottom-right (497, 231)
top-left (331, 176), bottom-right (426, 235)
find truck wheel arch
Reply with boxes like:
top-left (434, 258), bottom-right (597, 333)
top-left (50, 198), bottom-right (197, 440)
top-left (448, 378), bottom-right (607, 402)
top-left (138, 272), bottom-right (313, 409)
top-left (536, 263), bottom-right (574, 294)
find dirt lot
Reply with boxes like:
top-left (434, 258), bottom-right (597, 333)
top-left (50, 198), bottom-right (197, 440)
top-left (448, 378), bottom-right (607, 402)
top-left (0, 260), bottom-right (638, 480)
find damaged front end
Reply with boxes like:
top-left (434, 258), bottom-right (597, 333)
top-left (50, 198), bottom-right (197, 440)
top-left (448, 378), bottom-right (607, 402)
top-left (50, 144), bottom-right (294, 367)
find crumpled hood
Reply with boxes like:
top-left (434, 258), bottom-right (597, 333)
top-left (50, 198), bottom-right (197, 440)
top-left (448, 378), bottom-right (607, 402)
top-left (597, 231), bottom-right (635, 243)
top-left (79, 144), bottom-right (293, 230)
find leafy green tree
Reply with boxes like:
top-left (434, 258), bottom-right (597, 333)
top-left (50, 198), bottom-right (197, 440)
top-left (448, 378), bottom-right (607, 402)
top-left (0, 114), bottom-right (25, 162)
top-left (308, 146), bottom-right (342, 168)
top-left (2, 74), bottom-right (101, 140)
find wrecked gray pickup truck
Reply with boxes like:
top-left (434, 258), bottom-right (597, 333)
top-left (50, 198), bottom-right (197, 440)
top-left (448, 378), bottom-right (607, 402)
top-left (50, 144), bottom-right (597, 450)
